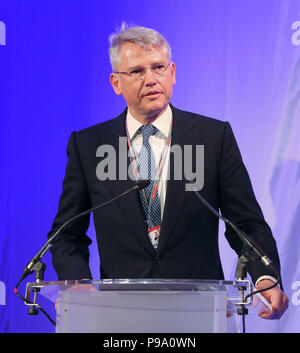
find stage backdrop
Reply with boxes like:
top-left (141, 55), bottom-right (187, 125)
top-left (0, 0), bottom-right (300, 333)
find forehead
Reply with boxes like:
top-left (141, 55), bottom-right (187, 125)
top-left (119, 42), bottom-right (168, 69)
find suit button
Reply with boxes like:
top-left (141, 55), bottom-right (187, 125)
top-left (155, 257), bottom-right (160, 264)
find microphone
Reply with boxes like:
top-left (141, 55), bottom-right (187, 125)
top-left (16, 180), bottom-right (150, 287)
top-left (192, 188), bottom-right (280, 281)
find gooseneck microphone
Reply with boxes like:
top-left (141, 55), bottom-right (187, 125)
top-left (14, 180), bottom-right (150, 326)
top-left (15, 180), bottom-right (150, 288)
top-left (192, 188), bottom-right (281, 282)
top-left (193, 188), bottom-right (283, 334)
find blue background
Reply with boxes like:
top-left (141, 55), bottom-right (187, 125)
top-left (1, 0), bottom-right (300, 332)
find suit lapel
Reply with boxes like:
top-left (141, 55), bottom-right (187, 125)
top-left (156, 107), bottom-right (190, 255)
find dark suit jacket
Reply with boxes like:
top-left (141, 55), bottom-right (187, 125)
top-left (49, 105), bottom-right (281, 284)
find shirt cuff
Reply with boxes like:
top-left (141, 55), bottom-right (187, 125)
top-left (255, 275), bottom-right (278, 287)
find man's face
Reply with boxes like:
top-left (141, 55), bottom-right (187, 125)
top-left (110, 42), bottom-right (176, 121)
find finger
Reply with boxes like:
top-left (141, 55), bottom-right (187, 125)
top-left (259, 309), bottom-right (279, 320)
top-left (259, 304), bottom-right (285, 320)
top-left (268, 296), bottom-right (289, 319)
top-left (226, 310), bottom-right (233, 317)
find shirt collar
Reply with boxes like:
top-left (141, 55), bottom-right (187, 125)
top-left (126, 105), bottom-right (172, 140)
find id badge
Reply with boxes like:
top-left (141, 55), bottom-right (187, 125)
top-left (148, 225), bottom-right (161, 248)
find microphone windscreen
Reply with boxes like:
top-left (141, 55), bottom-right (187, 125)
top-left (137, 179), bottom-right (150, 190)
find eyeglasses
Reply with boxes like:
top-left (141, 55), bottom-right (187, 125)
top-left (115, 63), bottom-right (171, 80)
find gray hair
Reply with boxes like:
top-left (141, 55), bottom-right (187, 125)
top-left (109, 22), bottom-right (172, 72)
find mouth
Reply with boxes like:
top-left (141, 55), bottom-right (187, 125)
top-left (143, 91), bottom-right (162, 97)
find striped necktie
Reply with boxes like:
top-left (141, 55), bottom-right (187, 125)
top-left (138, 125), bottom-right (161, 249)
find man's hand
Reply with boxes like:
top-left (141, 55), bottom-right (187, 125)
top-left (255, 279), bottom-right (289, 320)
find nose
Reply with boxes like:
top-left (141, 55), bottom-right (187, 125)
top-left (144, 68), bottom-right (157, 86)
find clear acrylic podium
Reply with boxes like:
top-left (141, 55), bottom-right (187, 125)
top-left (25, 279), bottom-right (253, 333)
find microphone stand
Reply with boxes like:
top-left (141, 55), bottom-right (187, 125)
top-left (26, 261), bottom-right (46, 316)
top-left (235, 254), bottom-right (252, 333)
top-left (193, 188), bottom-right (281, 333)
top-left (15, 180), bottom-right (150, 324)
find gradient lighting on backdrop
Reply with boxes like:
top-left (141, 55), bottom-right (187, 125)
top-left (0, 0), bottom-right (300, 333)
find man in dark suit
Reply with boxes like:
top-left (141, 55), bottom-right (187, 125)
top-left (49, 24), bottom-right (288, 319)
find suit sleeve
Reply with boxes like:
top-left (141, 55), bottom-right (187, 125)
top-left (218, 122), bottom-right (281, 285)
top-left (47, 132), bottom-right (93, 280)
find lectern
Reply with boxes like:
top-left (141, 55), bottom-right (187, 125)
top-left (25, 279), bottom-right (253, 333)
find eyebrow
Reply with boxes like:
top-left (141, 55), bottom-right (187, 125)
top-left (127, 65), bottom-right (144, 71)
top-left (126, 61), bottom-right (166, 71)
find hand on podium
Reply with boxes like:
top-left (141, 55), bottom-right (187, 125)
top-left (255, 279), bottom-right (289, 320)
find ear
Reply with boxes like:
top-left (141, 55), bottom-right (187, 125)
top-left (170, 62), bottom-right (176, 85)
top-left (110, 73), bottom-right (122, 95)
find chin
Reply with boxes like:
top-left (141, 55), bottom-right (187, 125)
top-left (144, 100), bottom-right (168, 115)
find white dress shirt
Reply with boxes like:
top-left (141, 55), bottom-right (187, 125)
top-left (126, 105), bottom-right (172, 220)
